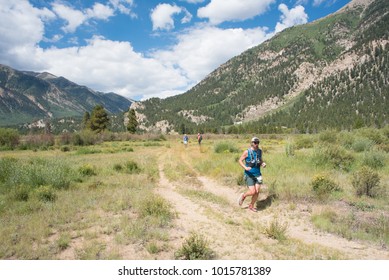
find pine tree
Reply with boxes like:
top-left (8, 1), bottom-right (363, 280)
top-left (82, 111), bottom-right (91, 130)
top-left (127, 108), bottom-right (138, 134)
top-left (90, 105), bottom-right (109, 133)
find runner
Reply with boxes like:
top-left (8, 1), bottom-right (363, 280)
top-left (238, 137), bottom-right (267, 212)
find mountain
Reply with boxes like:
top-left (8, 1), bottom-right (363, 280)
top-left (133, 0), bottom-right (389, 134)
top-left (0, 64), bottom-right (132, 126)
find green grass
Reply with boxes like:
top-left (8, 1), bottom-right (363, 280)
top-left (0, 130), bottom-right (388, 259)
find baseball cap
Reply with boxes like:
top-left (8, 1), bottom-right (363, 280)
top-left (251, 137), bottom-right (260, 143)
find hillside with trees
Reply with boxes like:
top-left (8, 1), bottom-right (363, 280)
top-left (134, 0), bottom-right (389, 134)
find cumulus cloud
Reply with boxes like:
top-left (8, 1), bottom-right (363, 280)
top-left (275, 4), bottom-right (308, 33)
top-left (109, 0), bottom-right (136, 17)
top-left (152, 25), bottom-right (269, 82)
top-left (180, 0), bottom-right (206, 3)
top-left (197, 0), bottom-right (275, 25)
top-left (0, 0), bottom-right (314, 100)
top-left (51, 2), bottom-right (116, 33)
top-left (0, 0), bottom-right (55, 69)
top-left (39, 37), bottom-right (189, 99)
top-left (151, 3), bottom-right (191, 31)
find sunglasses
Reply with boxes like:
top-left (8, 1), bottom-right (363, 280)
top-left (252, 141), bottom-right (259, 144)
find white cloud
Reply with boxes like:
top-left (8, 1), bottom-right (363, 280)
top-left (109, 0), bottom-right (136, 17)
top-left (180, 0), bottom-right (206, 3)
top-left (51, 2), bottom-right (87, 33)
top-left (86, 3), bottom-right (114, 20)
top-left (0, 0), bottom-right (55, 69)
top-left (151, 3), bottom-right (191, 31)
top-left (51, 1), bottom-right (131, 34)
top-left (152, 25), bottom-right (269, 82)
top-left (198, 0), bottom-right (276, 25)
top-left (313, 0), bottom-right (327, 6)
top-left (275, 4), bottom-right (308, 33)
top-left (39, 37), bottom-right (189, 100)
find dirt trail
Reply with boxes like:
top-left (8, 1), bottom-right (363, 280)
top-left (155, 146), bottom-right (389, 260)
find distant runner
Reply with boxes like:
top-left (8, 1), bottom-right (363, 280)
top-left (197, 133), bottom-right (203, 145)
top-left (238, 137), bottom-right (267, 212)
top-left (183, 134), bottom-right (189, 147)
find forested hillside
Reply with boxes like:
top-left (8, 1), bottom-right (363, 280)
top-left (135, 0), bottom-right (389, 134)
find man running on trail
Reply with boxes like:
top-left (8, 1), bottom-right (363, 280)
top-left (238, 137), bottom-right (267, 212)
top-left (197, 133), bottom-right (203, 145)
top-left (183, 134), bottom-right (189, 147)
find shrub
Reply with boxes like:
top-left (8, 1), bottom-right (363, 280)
top-left (214, 141), bottom-right (239, 153)
top-left (175, 232), bottom-right (215, 260)
top-left (352, 138), bottom-right (374, 152)
top-left (113, 163), bottom-right (123, 172)
top-left (1, 157), bottom-right (77, 190)
top-left (311, 174), bottom-right (339, 197)
top-left (265, 219), bottom-right (288, 241)
top-left (59, 132), bottom-right (72, 145)
top-left (318, 130), bottom-right (338, 144)
top-left (0, 157), bottom-right (18, 183)
top-left (138, 195), bottom-right (172, 220)
top-left (71, 130), bottom-right (99, 146)
top-left (11, 185), bottom-right (31, 201)
top-left (0, 128), bottom-right (20, 149)
top-left (78, 164), bottom-right (97, 176)
top-left (362, 151), bottom-right (385, 169)
top-left (294, 135), bottom-right (314, 149)
top-left (34, 185), bottom-right (57, 202)
top-left (22, 134), bottom-right (55, 150)
top-left (313, 145), bottom-right (354, 171)
top-left (126, 160), bottom-right (141, 174)
top-left (285, 141), bottom-right (295, 157)
top-left (351, 167), bottom-right (380, 197)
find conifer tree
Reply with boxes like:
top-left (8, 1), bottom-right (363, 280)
top-left (82, 111), bottom-right (91, 130)
top-left (90, 105), bottom-right (109, 133)
top-left (127, 108), bottom-right (138, 134)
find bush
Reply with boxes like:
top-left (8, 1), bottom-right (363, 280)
top-left (21, 134), bottom-right (55, 150)
top-left (285, 141), bottom-right (295, 157)
top-left (0, 128), bottom-right (20, 149)
top-left (362, 151), bottom-right (386, 169)
top-left (313, 145), bottom-right (355, 171)
top-left (214, 141), bottom-right (239, 153)
top-left (352, 167), bottom-right (380, 197)
top-left (311, 174), bottom-right (339, 197)
top-left (318, 130), bottom-right (338, 144)
top-left (138, 194), bottom-right (174, 227)
top-left (1, 157), bottom-right (77, 190)
top-left (34, 185), bottom-right (57, 202)
top-left (294, 135), bottom-right (314, 149)
top-left (175, 232), bottom-right (215, 260)
top-left (352, 138), bottom-right (374, 152)
top-left (126, 160), bottom-right (141, 174)
top-left (71, 130), bottom-right (99, 146)
top-left (78, 164), bottom-right (97, 176)
top-left (265, 219), bottom-right (288, 241)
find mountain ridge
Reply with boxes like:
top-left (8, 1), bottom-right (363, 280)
top-left (133, 0), bottom-right (389, 134)
top-left (0, 64), bottom-right (132, 126)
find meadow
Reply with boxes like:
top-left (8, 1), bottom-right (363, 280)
top-left (0, 128), bottom-right (388, 259)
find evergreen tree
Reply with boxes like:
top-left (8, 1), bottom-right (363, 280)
top-left (90, 105), bottom-right (109, 133)
top-left (127, 108), bottom-right (138, 133)
top-left (82, 111), bottom-right (91, 130)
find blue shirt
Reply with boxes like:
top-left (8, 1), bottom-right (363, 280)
top-left (244, 148), bottom-right (262, 177)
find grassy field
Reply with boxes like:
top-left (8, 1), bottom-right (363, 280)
top-left (0, 129), bottom-right (388, 259)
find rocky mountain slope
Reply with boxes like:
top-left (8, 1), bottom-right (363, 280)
top-left (0, 64), bottom-right (132, 126)
top-left (134, 0), bottom-right (388, 134)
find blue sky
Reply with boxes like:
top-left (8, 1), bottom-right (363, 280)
top-left (0, 0), bottom-right (351, 100)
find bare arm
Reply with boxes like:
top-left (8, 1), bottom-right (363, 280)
top-left (238, 150), bottom-right (250, 171)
